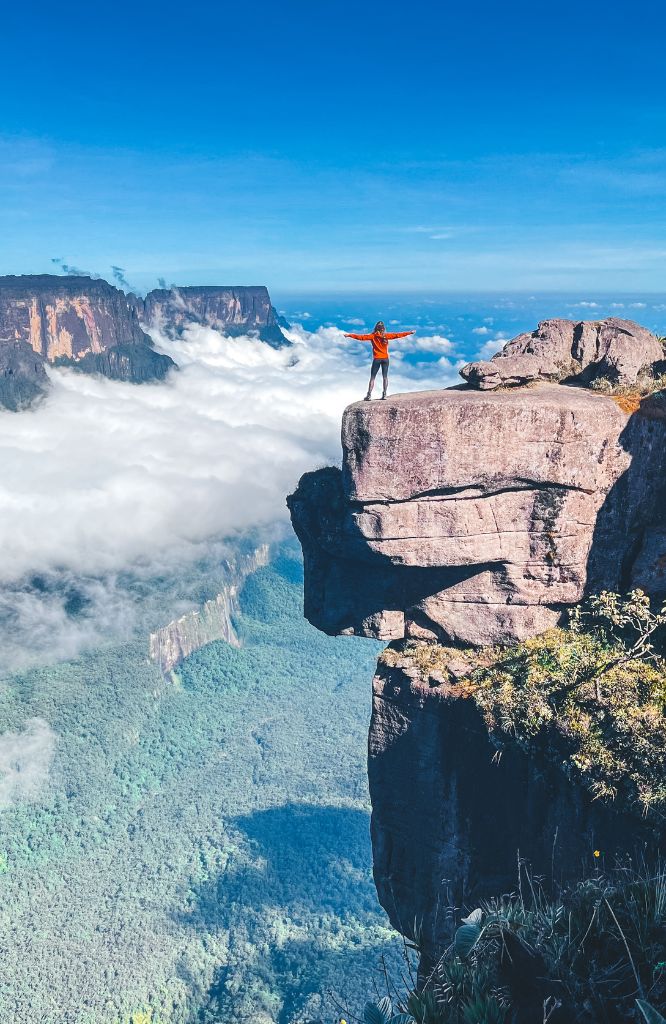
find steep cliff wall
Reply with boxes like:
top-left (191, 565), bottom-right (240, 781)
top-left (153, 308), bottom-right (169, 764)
top-left (142, 286), bottom-right (289, 347)
top-left (0, 275), bottom-right (175, 407)
top-left (368, 646), bottom-right (661, 966)
top-left (149, 544), bottom-right (270, 674)
top-left (288, 317), bottom-right (666, 963)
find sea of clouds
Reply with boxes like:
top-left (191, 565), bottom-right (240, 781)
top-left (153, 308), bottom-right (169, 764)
top-left (0, 322), bottom-right (461, 671)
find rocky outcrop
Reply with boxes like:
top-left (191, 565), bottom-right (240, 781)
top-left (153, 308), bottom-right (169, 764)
top-left (0, 275), bottom-right (175, 407)
top-left (149, 544), bottom-right (269, 674)
top-left (460, 317), bottom-right (664, 390)
top-left (142, 286), bottom-right (289, 348)
top-left (288, 385), bottom-right (666, 646)
top-left (288, 325), bottom-right (666, 968)
top-left (368, 649), bottom-right (658, 966)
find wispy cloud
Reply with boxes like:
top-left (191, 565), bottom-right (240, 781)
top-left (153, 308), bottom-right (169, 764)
top-left (0, 719), bottom-right (56, 807)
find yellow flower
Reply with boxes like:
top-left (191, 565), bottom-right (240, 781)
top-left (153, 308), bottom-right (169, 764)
top-left (593, 850), bottom-right (601, 858)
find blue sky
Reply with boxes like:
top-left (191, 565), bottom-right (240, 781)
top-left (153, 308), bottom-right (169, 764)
top-left (2, 0), bottom-right (666, 292)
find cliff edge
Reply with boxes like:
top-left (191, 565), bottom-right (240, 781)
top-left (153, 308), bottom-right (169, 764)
top-left (289, 382), bottom-right (666, 647)
top-left (288, 317), bottom-right (666, 961)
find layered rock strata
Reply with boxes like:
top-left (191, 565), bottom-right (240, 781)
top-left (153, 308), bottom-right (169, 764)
top-left (460, 317), bottom-right (664, 390)
top-left (289, 385), bottom-right (666, 646)
top-left (142, 285), bottom-right (289, 347)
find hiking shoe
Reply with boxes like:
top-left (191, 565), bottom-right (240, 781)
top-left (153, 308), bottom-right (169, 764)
top-left (381, 393), bottom-right (388, 400)
top-left (364, 393), bottom-right (372, 401)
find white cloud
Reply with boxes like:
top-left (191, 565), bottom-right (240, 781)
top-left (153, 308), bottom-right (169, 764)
top-left (343, 318), bottom-right (365, 326)
top-left (396, 333), bottom-right (455, 355)
top-left (0, 718), bottom-right (56, 807)
top-left (472, 326), bottom-right (490, 335)
top-left (477, 339), bottom-right (501, 359)
top-left (568, 301), bottom-right (600, 308)
top-left (0, 324), bottom-right (460, 669)
top-left (629, 301), bottom-right (647, 308)
top-left (610, 302), bottom-right (625, 308)
top-left (475, 330), bottom-right (508, 360)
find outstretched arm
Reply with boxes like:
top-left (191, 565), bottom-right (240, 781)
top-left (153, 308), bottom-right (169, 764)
top-left (344, 332), bottom-right (374, 341)
top-left (385, 331), bottom-right (415, 340)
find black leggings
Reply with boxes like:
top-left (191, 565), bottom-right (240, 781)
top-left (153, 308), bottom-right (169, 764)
top-left (369, 357), bottom-right (389, 390)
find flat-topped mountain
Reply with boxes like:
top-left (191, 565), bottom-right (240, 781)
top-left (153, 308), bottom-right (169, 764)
top-left (141, 285), bottom-right (289, 348)
top-left (0, 275), bottom-right (287, 409)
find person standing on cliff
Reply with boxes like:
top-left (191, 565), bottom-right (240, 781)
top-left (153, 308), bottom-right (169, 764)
top-left (344, 321), bottom-right (415, 400)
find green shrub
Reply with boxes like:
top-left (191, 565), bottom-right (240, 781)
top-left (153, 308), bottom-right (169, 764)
top-left (470, 590), bottom-right (666, 818)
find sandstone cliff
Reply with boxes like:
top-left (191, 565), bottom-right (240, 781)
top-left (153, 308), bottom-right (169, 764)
top-left (142, 285), bottom-right (289, 347)
top-left (149, 544), bottom-right (269, 674)
top-left (0, 275), bottom-right (175, 407)
top-left (0, 277), bottom-right (288, 409)
top-left (288, 317), bottom-right (666, 963)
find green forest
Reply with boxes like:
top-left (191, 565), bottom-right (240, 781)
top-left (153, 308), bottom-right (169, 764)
top-left (0, 547), bottom-right (401, 1023)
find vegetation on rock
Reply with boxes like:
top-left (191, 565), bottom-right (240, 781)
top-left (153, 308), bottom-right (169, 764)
top-left (381, 590), bottom-right (666, 821)
top-left (360, 862), bottom-right (666, 1023)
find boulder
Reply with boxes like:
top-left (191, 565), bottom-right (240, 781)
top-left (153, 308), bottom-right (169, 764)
top-left (288, 384), bottom-right (666, 646)
top-left (460, 317), bottom-right (664, 391)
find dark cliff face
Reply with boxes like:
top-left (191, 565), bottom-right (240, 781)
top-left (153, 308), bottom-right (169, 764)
top-left (0, 341), bottom-right (50, 411)
top-left (369, 651), bottom-right (660, 967)
top-left (141, 285), bottom-right (289, 348)
top-left (0, 275), bottom-right (175, 407)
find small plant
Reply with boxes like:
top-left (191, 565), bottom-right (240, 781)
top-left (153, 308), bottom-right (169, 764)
top-left (590, 371), bottom-right (666, 398)
top-left (364, 995), bottom-right (414, 1023)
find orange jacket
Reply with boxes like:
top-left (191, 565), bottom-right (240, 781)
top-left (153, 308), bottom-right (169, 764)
top-left (344, 330), bottom-right (414, 360)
